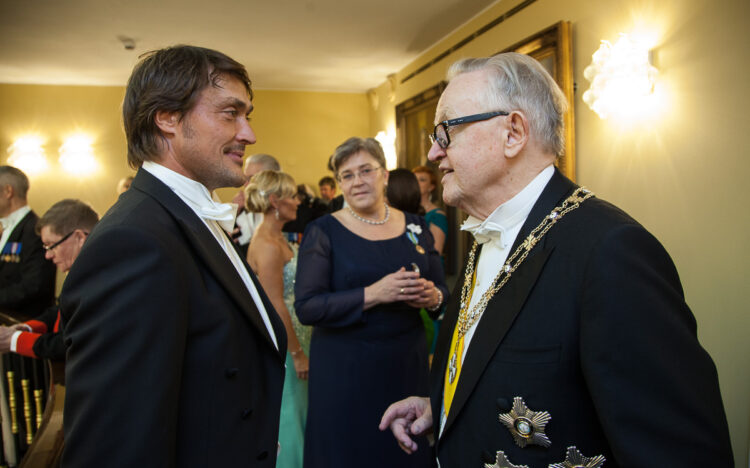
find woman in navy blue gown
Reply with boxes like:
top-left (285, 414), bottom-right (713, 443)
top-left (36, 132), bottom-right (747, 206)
top-left (295, 137), bottom-right (447, 468)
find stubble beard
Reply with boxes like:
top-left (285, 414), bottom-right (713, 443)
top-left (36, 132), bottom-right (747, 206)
top-left (182, 118), bottom-right (246, 190)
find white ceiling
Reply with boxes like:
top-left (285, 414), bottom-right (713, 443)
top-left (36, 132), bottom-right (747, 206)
top-left (0, 0), bottom-right (499, 92)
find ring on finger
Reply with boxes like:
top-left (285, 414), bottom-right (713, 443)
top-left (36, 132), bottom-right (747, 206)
top-left (400, 287), bottom-right (404, 294)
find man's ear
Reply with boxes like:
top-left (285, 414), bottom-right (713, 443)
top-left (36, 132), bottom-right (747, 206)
top-left (73, 229), bottom-right (88, 248)
top-left (154, 110), bottom-right (181, 137)
top-left (0, 184), bottom-right (12, 200)
top-left (504, 111), bottom-right (530, 158)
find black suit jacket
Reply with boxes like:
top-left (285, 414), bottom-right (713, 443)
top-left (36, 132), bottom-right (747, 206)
top-left (15, 304), bottom-right (65, 360)
top-left (0, 210), bottom-right (56, 318)
top-left (327, 194), bottom-right (345, 213)
top-left (431, 170), bottom-right (733, 467)
top-left (60, 169), bottom-right (287, 467)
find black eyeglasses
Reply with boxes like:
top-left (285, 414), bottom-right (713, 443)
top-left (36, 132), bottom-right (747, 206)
top-left (43, 231), bottom-right (85, 251)
top-left (429, 111), bottom-right (509, 149)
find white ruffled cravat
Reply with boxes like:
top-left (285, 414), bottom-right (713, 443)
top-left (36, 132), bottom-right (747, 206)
top-left (172, 187), bottom-right (237, 232)
top-left (141, 161), bottom-right (237, 232)
top-left (196, 199), bottom-right (237, 233)
top-left (461, 217), bottom-right (506, 245)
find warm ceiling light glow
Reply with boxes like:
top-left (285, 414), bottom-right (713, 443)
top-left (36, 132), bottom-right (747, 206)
top-left (375, 129), bottom-right (397, 170)
top-left (582, 33), bottom-right (659, 120)
top-left (59, 134), bottom-right (98, 175)
top-left (7, 136), bottom-right (49, 175)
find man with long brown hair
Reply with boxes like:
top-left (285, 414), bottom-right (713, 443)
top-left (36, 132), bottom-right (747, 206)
top-left (60, 45), bottom-right (286, 467)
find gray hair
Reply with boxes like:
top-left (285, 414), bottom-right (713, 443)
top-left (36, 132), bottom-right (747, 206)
top-left (330, 137), bottom-right (386, 174)
top-left (36, 199), bottom-right (99, 236)
top-left (448, 53), bottom-right (568, 157)
top-left (0, 166), bottom-right (30, 200)
top-left (244, 153), bottom-right (280, 172)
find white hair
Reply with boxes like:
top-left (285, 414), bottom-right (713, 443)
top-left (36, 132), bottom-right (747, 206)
top-left (447, 53), bottom-right (568, 157)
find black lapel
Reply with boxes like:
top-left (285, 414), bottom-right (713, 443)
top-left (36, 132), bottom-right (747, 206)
top-left (0, 211), bottom-right (32, 271)
top-left (234, 239), bottom-right (288, 356)
top-left (440, 169), bottom-right (578, 436)
top-left (131, 169), bottom-right (284, 358)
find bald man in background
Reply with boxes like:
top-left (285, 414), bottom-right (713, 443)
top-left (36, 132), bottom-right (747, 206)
top-left (0, 166), bottom-right (56, 319)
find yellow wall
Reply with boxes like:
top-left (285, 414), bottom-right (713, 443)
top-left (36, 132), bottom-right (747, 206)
top-left (369, 0), bottom-right (750, 464)
top-left (0, 84), bottom-right (369, 294)
top-left (216, 89), bottom-right (369, 201)
top-left (0, 84), bottom-right (130, 218)
top-left (0, 85), bottom-right (369, 213)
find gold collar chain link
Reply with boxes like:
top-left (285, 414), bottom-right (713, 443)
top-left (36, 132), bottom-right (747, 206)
top-left (456, 187), bottom-right (595, 338)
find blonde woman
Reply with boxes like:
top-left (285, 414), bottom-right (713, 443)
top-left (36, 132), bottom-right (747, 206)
top-left (245, 170), bottom-right (310, 468)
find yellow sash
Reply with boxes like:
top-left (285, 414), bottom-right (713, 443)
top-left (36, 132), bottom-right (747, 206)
top-left (443, 270), bottom-right (476, 418)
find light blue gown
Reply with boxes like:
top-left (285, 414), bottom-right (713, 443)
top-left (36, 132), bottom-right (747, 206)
top-left (277, 244), bottom-right (312, 468)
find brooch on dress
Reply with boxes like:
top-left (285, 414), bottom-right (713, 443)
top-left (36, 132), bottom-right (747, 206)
top-left (406, 223), bottom-right (425, 254)
top-left (498, 396), bottom-right (552, 448)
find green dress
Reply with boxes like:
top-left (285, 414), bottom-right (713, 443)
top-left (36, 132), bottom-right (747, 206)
top-left (424, 208), bottom-right (448, 353)
top-left (277, 244), bottom-right (312, 468)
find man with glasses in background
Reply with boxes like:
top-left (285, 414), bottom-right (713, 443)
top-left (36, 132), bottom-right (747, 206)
top-left (381, 53), bottom-right (733, 467)
top-left (0, 166), bottom-right (56, 319)
top-left (0, 199), bottom-right (97, 360)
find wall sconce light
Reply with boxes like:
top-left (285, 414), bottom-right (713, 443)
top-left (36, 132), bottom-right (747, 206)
top-left (367, 88), bottom-right (379, 111)
top-left (375, 130), bottom-right (397, 170)
top-left (582, 33), bottom-right (658, 120)
top-left (7, 136), bottom-right (49, 175)
top-left (59, 135), bottom-right (98, 175)
top-left (387, 74), bottom-right (397, 103)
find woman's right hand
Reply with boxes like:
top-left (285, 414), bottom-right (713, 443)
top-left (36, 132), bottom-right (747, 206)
top-left (364, 267), bottom-right (425, 309)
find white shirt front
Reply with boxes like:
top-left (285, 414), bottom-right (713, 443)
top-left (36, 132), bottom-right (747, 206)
top-left (235, 210), bottom-right (263, 245)
top-left (0, 205), bottom-right (31, 255)
top-left (142, 162), bottom-right (278, 349)
top-left (439, 164), bottom-right (554, 438)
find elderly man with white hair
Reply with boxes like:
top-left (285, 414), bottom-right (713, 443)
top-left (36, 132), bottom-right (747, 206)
top-left (381, 52), bottom-right (733, 467)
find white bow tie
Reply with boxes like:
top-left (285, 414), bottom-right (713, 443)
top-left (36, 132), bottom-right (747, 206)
top-left (197, 201), bottom-right (238, 232)
top-left (462, 220), bottom-right (506, 245)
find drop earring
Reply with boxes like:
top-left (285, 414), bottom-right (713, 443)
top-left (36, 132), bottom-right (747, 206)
top-left (275, 208), bottom-right (280, 220)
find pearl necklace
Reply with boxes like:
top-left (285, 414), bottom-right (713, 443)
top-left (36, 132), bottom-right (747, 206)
top-left (347, 203), bottom-right (390, 225)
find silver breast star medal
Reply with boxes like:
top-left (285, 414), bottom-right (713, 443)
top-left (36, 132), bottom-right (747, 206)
top-left (484, 451), bottom-right (529, 468)
top-left (498, 396), bottom-right (551, 448)
top-left (549, 446), bottom-right (605, 468)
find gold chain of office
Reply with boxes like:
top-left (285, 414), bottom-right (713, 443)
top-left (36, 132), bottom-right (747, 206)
top-left (455, 187), bottom-right (595, 340)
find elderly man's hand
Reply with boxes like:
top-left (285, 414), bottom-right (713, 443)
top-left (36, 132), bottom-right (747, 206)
top-left (379, 396), bottom-right (433, 454)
